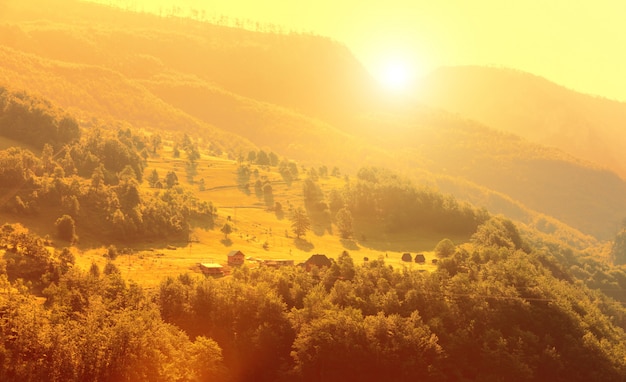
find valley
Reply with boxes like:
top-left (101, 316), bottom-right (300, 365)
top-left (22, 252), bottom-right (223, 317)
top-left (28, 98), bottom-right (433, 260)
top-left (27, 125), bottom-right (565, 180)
top-left (1, 1), bottom-right (626, 381)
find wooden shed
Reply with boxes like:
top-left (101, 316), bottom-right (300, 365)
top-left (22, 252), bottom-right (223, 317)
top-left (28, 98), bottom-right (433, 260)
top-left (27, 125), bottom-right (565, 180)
top-left (264, 259), bottom-right (295, 268)
top-left (199, 263), bottom-right (224, 276)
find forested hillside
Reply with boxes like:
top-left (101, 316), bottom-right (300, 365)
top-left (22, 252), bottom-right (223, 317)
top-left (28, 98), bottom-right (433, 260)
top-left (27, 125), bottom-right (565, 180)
top-left (1, 1), bottom-right (626, 381)
top-left (1, 0), bottom-right (625, 241)
top-left (3, 215), bottom-right (626, 381)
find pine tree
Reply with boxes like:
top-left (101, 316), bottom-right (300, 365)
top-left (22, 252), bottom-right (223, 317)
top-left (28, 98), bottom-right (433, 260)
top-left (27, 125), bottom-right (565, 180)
top-left (290, 207), bottom-right (311, 238)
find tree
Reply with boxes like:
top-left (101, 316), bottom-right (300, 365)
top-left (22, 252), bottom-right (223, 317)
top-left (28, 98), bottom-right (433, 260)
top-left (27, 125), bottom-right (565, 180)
top-left (247, 150), bottom-right (257, 162)
top-left (335, 207), bottom-right (353, 239)
top-left (256, 150), bottom-right (270, 165)
top-left (263, 183), bottom-right (274, 208)
top-left (55, 215), bottom-right (76, 242)
top-left (147, 169), bottom-right (160, 187)
top-left (302, 178), bottom-right (323, 206)
top-left (90, 165), bottom-right (105, 190)
top-left (328, 189), bottom-right (345, 215)
top-left (290, 207), bottom-right (311, 239)
top-left (434, 238), bottom-right (456, 258)
top-left (268, 152), bottom-right (279, 166)
top-left (189, 336), bottom-right (228, 381)
top-left (611, 229), bottom-right (626, 265)
top-left (186, 143), bottom-right (200, 165)
top-left (221, 223), bottom-right (233, 239)
top-left (165, 171), bottom-right (178, 188)
top-left (41, 143), bottom-right (55, 175)
top-left (471, 217), bottom-right (526, 251)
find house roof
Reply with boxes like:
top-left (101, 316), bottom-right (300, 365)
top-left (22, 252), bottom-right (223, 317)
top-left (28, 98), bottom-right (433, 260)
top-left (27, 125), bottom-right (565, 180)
top-left (200, 263), bottom-right (223, 269)
top-left (305, 254), bottom-right (332, 267)
top-left (227, 250), bottom-right (244, 257)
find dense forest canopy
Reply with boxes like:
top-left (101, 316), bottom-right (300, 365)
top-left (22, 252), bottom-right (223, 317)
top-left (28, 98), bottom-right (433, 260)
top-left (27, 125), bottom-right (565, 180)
top-left (2, 218), bottom-right (626, 381)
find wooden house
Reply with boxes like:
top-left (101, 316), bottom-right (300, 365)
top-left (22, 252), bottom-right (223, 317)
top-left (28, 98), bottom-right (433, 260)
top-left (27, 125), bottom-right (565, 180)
top-left (227, 250), bottom-right (245, 266)
top-left (304, 254), bottom-right (332, 271)
top-left (199, 263), bottom-right (224, 276)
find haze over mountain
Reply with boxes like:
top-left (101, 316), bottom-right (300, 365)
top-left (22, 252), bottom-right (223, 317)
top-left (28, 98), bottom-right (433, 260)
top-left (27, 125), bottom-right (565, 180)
top-left (416, 66), bottom-right (626, 178)
top-left (4, 2), bottom-right (626, 381)
top-left (1, 0), bottom-right (625, 242)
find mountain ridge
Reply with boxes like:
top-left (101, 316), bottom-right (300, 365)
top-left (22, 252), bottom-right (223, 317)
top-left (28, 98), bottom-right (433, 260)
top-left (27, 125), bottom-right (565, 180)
top-left (415, 65), bottom-right (626, 178)
top-left (0, 0), bottom-right (624, 241)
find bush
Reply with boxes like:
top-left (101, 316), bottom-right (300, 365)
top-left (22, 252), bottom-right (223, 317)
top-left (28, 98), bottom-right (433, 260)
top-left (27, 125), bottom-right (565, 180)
top-left (55, 214), bottom-right (76, 243)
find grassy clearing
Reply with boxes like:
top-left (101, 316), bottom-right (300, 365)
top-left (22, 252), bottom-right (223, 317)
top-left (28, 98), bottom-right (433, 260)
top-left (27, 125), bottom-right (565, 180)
top-left (33, 147), bottom-right (465, 288)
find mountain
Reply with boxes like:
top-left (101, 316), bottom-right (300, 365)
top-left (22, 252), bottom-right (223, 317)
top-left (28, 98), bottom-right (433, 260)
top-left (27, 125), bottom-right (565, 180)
top-left (0, 0), bottom-right (624, 242)
top-left (415, 65), bottom-right (626, 178)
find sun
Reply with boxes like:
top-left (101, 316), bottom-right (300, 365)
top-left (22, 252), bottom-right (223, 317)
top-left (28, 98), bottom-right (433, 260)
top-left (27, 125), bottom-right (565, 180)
top-left (377, 60), bottom-right (413, 92)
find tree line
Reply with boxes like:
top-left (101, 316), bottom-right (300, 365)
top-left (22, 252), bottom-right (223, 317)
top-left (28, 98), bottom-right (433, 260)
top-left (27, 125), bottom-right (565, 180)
top-left (3, 216), bottom-right (626, 381)
top-left (0, 86), bottom-right (215, 242)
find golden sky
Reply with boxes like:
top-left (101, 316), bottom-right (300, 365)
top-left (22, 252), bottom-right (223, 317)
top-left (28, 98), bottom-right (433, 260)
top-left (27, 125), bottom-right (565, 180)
top-left (91, 0), bottom-right (626, 101)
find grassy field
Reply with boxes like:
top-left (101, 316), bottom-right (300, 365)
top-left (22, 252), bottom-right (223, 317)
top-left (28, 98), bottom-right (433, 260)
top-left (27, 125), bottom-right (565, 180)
top-left (2, 143), bottom-right (466, 288)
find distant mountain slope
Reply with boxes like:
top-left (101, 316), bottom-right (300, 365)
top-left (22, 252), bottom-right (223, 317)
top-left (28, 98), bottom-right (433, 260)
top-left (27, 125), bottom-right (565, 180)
top-left (415, 66), bottom-right (626, 178)
top-left (0, 46), bottom-right (257, 157)
top-left (0, 0), bottom-right (381, 125)
top-left (0, 0), bottom-right (623, 242)
top-left (357, 107), bottom-right (626, 240)
top-left (139, 73), bottom-right (385, 168)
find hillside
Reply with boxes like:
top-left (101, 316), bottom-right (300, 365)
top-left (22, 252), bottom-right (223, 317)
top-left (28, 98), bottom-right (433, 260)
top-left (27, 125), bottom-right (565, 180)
top-left (0, 0), bottom-right (625, 244)
top-left (355, 108), bottom-right (626, 240)
top-left (415, 65), bottom-right (626, 178)
top-left (0, 0), bottom-right (381, 124)
top-left (4, 2), bottom-right (626, 381)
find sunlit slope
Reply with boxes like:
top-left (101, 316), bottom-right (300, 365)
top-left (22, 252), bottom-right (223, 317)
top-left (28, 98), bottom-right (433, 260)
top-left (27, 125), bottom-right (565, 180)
top-left (139, 74), bottom-right (386, 167)
top-left (0, 46), bottom-right (256, 155)
top-left (416, 66), bottom-right (626, 178)
top-left (359, 108), bottom-right (626, 240)
top-left (0, 0), bottom-right (622, 242)
top-left (0, 0), bottom-right (381, 125)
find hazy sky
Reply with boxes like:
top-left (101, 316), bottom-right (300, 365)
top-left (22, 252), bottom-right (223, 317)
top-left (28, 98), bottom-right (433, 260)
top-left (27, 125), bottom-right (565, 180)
top-left (92, 0), bottom-right (626, 101)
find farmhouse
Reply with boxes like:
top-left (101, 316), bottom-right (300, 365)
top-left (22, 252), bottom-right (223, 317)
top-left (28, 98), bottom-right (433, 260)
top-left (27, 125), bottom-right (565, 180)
top-left (199, 263), bottom-right (224, 276)
top-left (227, 250), bottom-right (245, 266)
top-left (303, 254), bottom-right (332, 271)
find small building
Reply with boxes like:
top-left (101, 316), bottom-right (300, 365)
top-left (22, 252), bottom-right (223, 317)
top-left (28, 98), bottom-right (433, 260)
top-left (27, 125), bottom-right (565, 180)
top-left (199, 263), bottom-right (224, 276)
top-left (304, 254), bottom-right (332, 271)
top-left (264, 259), bottom-right (295, 268)
top-left (414, 253), bottom-right (426, 264)
top-left (227, 250), bottom-right (245, 266)
top-left (401, 252), bottom-right (412, 262)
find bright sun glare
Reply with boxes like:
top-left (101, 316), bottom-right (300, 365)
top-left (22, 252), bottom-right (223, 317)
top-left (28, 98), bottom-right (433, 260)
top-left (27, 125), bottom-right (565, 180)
top-left (378, 60), bottom-right (412, 92)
